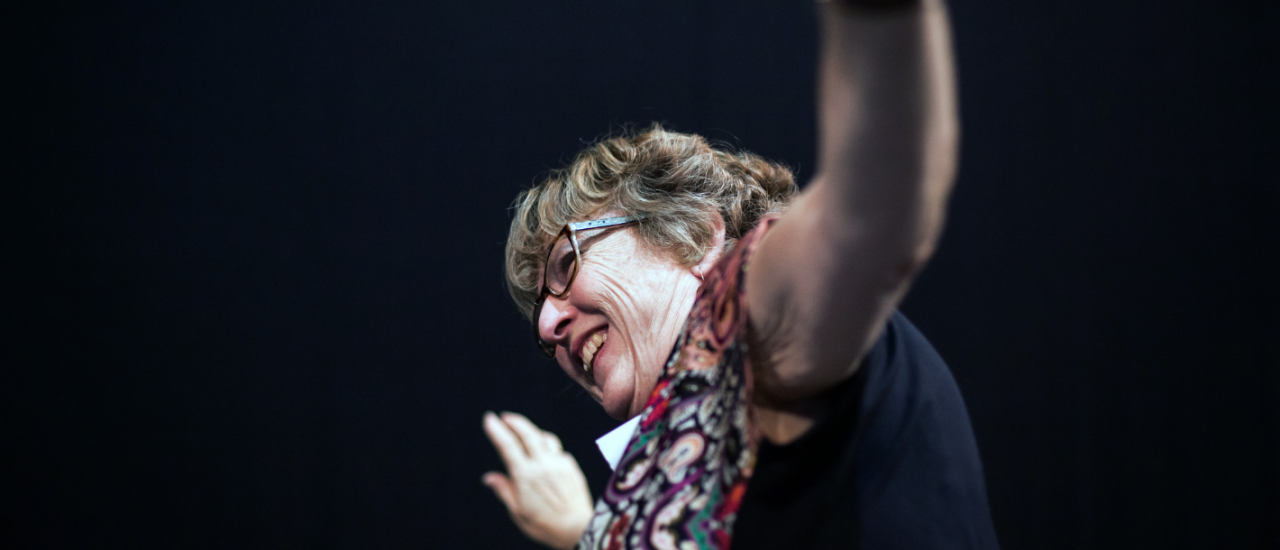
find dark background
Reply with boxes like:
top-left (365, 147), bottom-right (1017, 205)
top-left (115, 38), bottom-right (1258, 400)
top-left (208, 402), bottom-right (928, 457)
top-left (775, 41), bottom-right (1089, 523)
top-left (7, 0), bottom-right (1279, 548)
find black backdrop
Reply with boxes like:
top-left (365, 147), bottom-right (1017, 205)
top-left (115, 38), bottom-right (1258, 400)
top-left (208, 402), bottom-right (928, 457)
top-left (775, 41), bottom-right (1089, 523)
top-left (8, 1), bottom-right (1279, 548)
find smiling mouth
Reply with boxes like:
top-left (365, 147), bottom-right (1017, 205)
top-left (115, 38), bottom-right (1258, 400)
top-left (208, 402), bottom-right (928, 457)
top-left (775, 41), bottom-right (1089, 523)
top-left (581, 330), bottom-right (608, 373)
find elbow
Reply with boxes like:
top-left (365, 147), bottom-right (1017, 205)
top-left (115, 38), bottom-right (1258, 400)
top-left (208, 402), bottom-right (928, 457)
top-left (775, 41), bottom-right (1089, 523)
top-left (876, 235), bottom-right (935, 295)
top-left (904, 233), bottom-right (938, 283)
top-left (924, 104), bottom-right (960, 198)
top-left (883, 207), bottom-right (945, 293)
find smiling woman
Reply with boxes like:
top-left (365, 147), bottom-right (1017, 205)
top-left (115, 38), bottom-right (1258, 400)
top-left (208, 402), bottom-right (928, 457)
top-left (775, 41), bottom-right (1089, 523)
top-left (507, 130), bottom-right (797, 420)
top-left (482, 0), bottom-right (999, 549)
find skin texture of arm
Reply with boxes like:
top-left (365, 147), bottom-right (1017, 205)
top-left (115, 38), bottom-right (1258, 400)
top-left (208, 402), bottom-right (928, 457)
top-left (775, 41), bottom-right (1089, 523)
top-left (747, 0), bottom-right (958, 441)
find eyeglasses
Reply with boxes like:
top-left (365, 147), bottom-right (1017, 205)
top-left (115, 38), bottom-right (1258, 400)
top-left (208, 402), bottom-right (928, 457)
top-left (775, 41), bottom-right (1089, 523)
top-left (532, 214), bottom-right (646, 357)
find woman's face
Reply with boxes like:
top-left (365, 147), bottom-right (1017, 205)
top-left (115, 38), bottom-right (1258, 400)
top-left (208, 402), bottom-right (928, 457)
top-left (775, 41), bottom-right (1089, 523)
top-left (536, 226), bottom-right (704, 420)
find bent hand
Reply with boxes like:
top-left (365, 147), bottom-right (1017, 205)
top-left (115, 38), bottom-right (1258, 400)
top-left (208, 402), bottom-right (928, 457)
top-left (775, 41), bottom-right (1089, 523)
top-left (482, 411), bottom-right (594, 550)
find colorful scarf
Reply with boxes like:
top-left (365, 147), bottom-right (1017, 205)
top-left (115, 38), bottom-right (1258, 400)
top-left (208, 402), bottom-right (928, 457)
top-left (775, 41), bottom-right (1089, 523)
top-left (577, 217), bottom-right (776, 550)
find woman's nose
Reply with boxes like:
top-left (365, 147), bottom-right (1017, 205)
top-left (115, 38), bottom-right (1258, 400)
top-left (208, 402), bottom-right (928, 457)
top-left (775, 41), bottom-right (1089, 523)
top-left (537, 296), bottom-right (575, 350)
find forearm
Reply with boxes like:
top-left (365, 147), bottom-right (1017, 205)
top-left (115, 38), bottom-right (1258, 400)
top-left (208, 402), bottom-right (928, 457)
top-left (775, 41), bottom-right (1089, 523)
top-left (813, 0), bottom-right (957, 267)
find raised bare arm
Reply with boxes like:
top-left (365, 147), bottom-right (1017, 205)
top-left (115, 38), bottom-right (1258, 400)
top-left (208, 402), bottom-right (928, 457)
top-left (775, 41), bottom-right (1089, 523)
top-left (747, 0), bottom-right (958, 407)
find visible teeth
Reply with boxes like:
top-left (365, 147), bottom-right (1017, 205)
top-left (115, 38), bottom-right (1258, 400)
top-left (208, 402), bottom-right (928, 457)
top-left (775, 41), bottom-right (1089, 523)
top-left (582, 331), bottom-right (607, 372)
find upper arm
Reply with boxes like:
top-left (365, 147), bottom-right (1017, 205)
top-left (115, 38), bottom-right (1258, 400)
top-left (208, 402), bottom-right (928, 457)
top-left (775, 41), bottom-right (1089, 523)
top-left (745, 1), bottom-right (957, 403)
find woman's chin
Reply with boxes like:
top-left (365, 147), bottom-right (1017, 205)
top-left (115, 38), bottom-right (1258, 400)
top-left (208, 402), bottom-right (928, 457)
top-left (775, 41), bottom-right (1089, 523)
top-left (603, 401), bottom-right (631, 421)
top-left (598, 376), bottom-right (633, 419)
top-left (593, 343), bottom-right (642, 420)
top-left (597, 368), bottom-right (635, 420)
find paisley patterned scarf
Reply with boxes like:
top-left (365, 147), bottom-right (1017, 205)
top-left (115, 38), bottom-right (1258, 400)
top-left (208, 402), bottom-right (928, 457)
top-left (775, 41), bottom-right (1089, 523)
top-left (577, 217), bottom-right (776, 550)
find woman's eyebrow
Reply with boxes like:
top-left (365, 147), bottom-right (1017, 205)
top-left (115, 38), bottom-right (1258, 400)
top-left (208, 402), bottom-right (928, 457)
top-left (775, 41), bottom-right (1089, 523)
top-left (576, 228), bottom-right (615, 250)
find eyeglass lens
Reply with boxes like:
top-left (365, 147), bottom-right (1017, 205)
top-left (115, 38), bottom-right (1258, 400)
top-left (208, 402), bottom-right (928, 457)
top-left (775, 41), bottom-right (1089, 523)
top-left (544, 233), bottom-right (577, 295)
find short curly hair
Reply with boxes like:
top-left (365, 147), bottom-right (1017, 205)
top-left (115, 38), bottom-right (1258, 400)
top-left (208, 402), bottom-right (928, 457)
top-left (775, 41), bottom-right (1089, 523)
top-left (505, 124), bottom-right (799, 320)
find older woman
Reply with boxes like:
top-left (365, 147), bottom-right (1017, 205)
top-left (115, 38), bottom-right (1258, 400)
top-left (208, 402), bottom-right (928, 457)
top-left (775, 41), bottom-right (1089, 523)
top-left (483, 0), bottom-right (997, 548)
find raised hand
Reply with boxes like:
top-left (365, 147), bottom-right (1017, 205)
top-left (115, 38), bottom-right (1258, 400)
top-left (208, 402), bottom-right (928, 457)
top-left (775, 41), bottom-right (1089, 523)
top-left (482, 411), bottom-right (594, 550)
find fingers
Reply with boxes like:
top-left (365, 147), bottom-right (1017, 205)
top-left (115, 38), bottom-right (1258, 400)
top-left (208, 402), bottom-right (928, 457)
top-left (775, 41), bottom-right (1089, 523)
top-left (544, 432), bottom-right (564, 454)
top-left (483, 411), bottom-right (529, 472)
top-left (482, 471), bottom-right (517, 511)
top-left (501, 412), bottom-right (562, 457)
top-left (484, 410), bottom-right (567, 480)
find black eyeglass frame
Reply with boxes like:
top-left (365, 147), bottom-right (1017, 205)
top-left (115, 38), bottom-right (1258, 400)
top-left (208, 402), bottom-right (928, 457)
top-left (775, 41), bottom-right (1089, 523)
top-left (532, 214), bottom-right (647, 357)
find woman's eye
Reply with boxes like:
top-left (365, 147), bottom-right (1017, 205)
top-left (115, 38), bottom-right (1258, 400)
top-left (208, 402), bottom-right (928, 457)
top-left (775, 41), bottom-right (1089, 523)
top-left (556, 249), bottom-right (576, 273)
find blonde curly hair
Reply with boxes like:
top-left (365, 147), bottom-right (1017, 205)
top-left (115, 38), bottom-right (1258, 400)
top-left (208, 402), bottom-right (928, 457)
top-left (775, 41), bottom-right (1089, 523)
top-left (505, 124), bottom-right (799, 320)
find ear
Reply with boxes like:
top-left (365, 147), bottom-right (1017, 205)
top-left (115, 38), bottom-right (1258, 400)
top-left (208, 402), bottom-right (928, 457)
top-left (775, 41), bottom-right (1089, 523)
top-left (691, 212), bottom-right (727, 280)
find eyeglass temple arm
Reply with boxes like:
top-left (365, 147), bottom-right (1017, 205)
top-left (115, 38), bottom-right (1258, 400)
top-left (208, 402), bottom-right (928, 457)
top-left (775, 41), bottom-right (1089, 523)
top-left (567, 215), bottom-right (647, 232)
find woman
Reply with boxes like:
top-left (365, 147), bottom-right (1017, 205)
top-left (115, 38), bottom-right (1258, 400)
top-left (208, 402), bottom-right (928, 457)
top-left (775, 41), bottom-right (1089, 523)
top-left (483, 0), bottom-right (998, 548)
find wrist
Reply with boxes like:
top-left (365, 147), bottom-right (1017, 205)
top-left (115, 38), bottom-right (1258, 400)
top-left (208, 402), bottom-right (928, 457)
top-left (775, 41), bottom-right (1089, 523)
top-left (818, 0), bottom-right (920, 12)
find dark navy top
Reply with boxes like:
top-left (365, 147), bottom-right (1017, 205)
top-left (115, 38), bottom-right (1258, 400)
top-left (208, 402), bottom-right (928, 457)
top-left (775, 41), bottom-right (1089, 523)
top-left (734, 312), bottom-right (999, 549)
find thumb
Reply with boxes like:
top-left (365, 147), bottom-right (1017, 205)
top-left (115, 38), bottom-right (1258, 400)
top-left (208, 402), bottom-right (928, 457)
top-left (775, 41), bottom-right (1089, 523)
top-left (482, 471), bottom-right (518, 512)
